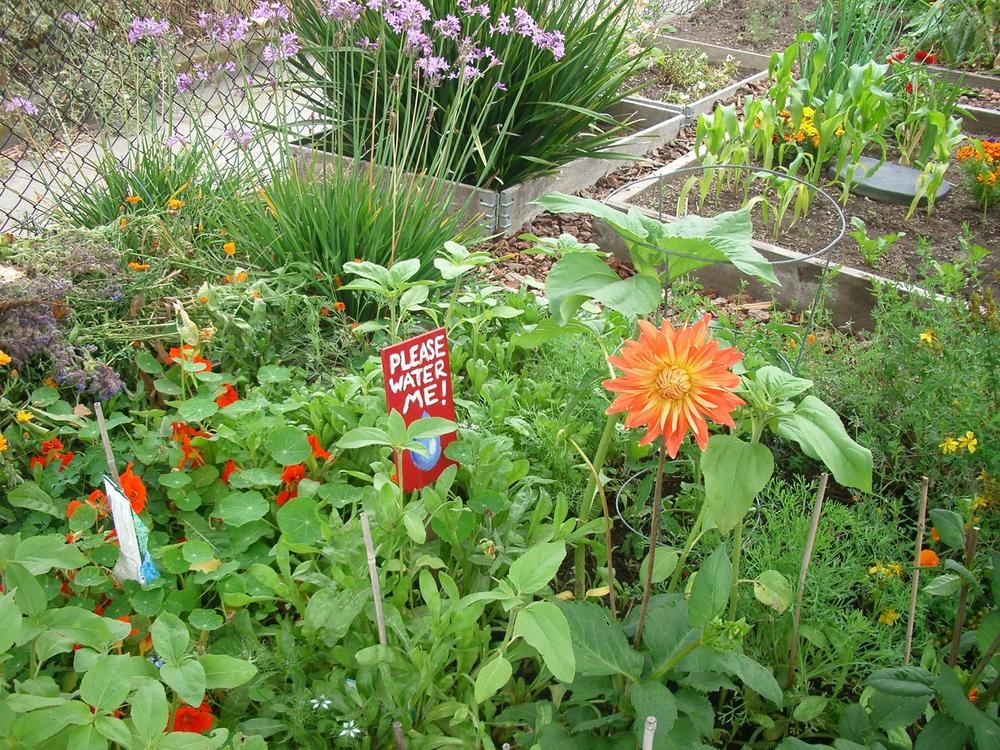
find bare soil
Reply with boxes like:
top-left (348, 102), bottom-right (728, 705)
top-left (623, 64), bottom-right (758, 106)
top-left (628, 153), bottom-right (1000, 288)
top-left (667, 0), bottom-right (819, 55)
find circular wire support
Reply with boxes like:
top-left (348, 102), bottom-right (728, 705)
top-left (604, 163), bottom-right (847, 537)
top-left (602, 162), bottom-right (847, 374)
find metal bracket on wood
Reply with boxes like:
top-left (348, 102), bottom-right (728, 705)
top-left (496, 193), bottom-right (516, 235)
top-left (682, 105), bottom-right (696, 126)
top-left (476, 191), bottom-right (500, 235)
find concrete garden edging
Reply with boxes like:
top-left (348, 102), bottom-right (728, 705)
top-left (594, 151), bottom-right (945, 330)
top-left (290, 98), bottom-right (686, 235)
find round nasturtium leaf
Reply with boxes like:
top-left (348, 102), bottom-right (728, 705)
top-left (266, 427), bottom-right (311, 466)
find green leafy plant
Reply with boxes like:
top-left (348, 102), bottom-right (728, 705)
top-left (848, 216), bottom-right (904, 266)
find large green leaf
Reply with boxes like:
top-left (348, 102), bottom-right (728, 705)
top-left (511, 319), bottom-right (597, 349)
top-left (753, 365), bottom-right (814, 403)
top-left (80, 655), bottom-right (153, 711)
top-left (216, 491), bottom-right (269, 527)
top-left (199, 654), bottom-right (258, 689)
top-left (7, 483), bottom-right (61, 518)
top-left (507, 542), bottom-right (566, 595)
top-left (266, 426), bottom-right (312, 466)
top-left (701, 435), bottom-right (774, 534)
top-left (544, 252), bottom-right (661, 324)
top-left (130, 681), bottom-right (170, 741)
top-left (914, 715), bottom-right (970, 750)
top-left (534, 193), bottom-right (650, 245)
top-left (688, 544), bottom-right (732, 628)
top-left (303, 587), bottom-right (369, 641)
top-left (927, 509), bottom-right (965, 550)
top-left (276, 497), bottom-right (322, 546)
top-left (512, 601), bottom-right (575, 683)
top-left (161, 658), bottom-right (206, 708)
top-left (775, 396), bottom-right (872, 491)
top-left (753, 570), bottom-right (793, 614)
top-left (0, 591), bottom-right (22, 655)
top-left (720, 651), bottom-right (784, 707)
top-left (15, 535), bottom-right (87, 574)
top-left (631, 681), bottom-right (678, 749)
top-left (474, 654), bottom-right (513, 703)
top-left (557, 601), bottom-right (643, 679)
top-left (152, 612), bottom-right (190, 663)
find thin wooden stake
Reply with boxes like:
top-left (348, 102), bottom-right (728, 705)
top-left (94, 402), bottom-right (143, 583)
top-left (642, 716), bottom-right (657, 750)
top-left (904, 476), bottom-right (930, 665)
top-left (360, 512), bottom-right (388, 647)
top-left (947, 525), bottom-right (980, 667)
top-left (392, 721), bottom-right (406, 750)
top-left (94, 402), bottom-right (122, 485)
top-left (787, 473), bottom-right (828, 690)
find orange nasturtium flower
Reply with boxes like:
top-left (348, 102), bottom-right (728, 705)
top-left (124, 194), bottom-right (141, 205)
top-left (215, 383), bottom-right (239, 408)
top-left (168, 345), bottom-right (213, 372)
top-left (128, 262), bottom-right (150, 271)
top-left (603, 315), bottom-right (745, 457)
top-left (223, 241), bottom-right (236, 256)
top-left (308, 434), bottom-right (331, 460)
top-left (119, 463), bottom-right (147, 513)
top-left (918, 548), bottom-right (940, 567)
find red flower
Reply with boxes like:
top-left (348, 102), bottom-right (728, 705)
top-left (93, 596), bottom-right (112, 616)
top-left (42, 437), bottom-right (65, 454)
top-left (215, 383), bottom-right (239, 408)
top-left (169, 701), bottom-right (214, 733)
top-left (30, 455), bottom-right (47, 470)
top-left (59, 451), bottom-right (74, 469)
top-left (116, 615), bottom-right (139, 638)
top-left (275, 488), bottom-right (298, 506)
top-left (308, 435), bottom-right (331, 460)
top-left (66, 500), bottom-right (84, 519)
top-left (87, 489), bottom-right (110, 519)
top-left (914, 50), bottom-right (938, 65)
top-left (220, 459), bottom-right (237, 484)
top-left (906, 82), bottom-right (914, 94)
top-left (34, 436), bottom-right (74, 472)
top-left (281, 464), bottom-right (306, 485)
top-left (171, 422), bottom-right (211, 441)
top-left (168, 345), bottom-right (213, 372)
top-left (119, 463), bottom-right (147, 513)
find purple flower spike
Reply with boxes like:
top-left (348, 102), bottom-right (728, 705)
top-left (4, 97), bottom-right (38, 116)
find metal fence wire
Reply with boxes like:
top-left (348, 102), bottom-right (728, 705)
top-left (0, 1), bottom-right (286, 232)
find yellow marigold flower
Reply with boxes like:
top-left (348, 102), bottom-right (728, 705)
top-left (0, 435), bottom-right (7, 452)
top-left (971, 495), bottom-right (989, 511)
top-left (124, 194), bottom-right (141, 205)
top-left (886, 562), bottom-right (903, 577)
top-left (878, 608), bottom-right (901, 626)
top-left (957, 431), bottom-right (978, 454)
top-left (835, 125), bottom-right (845, 136)
top-left (223, 241), bottom-right (236, 256)
top-left (0, 350), bottom-right (11, 366)
top-left (15, 410), bottom-right (33, 423)
top-left (167, 198), bottom-right (185, 211)
top-left (802, 106), bottom-right (816, 118)
top-left (919, 329), bottom-right (936, 345)
top-left (251, 288), bottom-right (261, 299)
top-left (806, 333), bottom-right (816, 345)
top-left (868, 562), bottom-right (884, 576)
top-left (940, 435), bottom-right (959, 454)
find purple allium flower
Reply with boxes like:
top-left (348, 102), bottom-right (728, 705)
top-left (205, 13), bottom-right (252, 45)
top-left (457, 36), bottom-right (484, 63)
top-left (490, 15), bottom-right (511, 35)
top-left (165, 133), bottom-right (190, 147)
top-left (416, 54), bottom-right (450, 85)
top-left (432, 15), bottom-right (461, 40)
top-left (457, 0), bottom-right (489, 18)
top-left (251, 2), bottom-right (291, 25)
top-left (127, 17), bottom-right (173, 44)
top-left (357, 36), bottom-right (379, 51)
top-left (322, 0), bottom-right (364, 23)
top-left (4, 97), bottom-right (38, 116)
top-left (223, 126), bottom-right (254, 149)
top-left (385, 0), bottom-right (431, 35)
top-left (402, 30), bottom-right (432, 56)
top-left (493, 81), bottom-right (507, 91)
top-left (533, 30), bottom-right (565, 60)
top-left (175, 73), bottom-right (193, 93)
top-left (462, 65), bottom-right (483, 82)
top-left (263, 31), bottom-right (300, 62)
top-left (512, 7), bottom-right (539, 38)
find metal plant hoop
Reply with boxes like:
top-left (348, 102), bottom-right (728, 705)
top-left (602, 162), bottom-right (847, 374)
top-left (603, 163), bottom-right (846, 537)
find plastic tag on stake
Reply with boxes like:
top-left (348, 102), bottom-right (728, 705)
top-left (103, 475), bottom-right (144, 583)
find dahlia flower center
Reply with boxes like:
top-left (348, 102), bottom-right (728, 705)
top-left (656, 366), bottom-right (692, 401)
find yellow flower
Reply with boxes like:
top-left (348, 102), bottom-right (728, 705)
top-left (223, 241), bottom-right (236, 256)
top-left (0, 434), bottom-right (7, 452)
top-left (878, 608), bottom-right (901, 626)
top-left (868, 562), bottom-right (885, 576)
top-left (167, 198), bottom-right (185, 211)
top-left (957, 431), bottom-right (978, 454)
top-left (15, 410), bottom-right (33, 423)
top-left (940, 435), bottom-right (959, 454)
top-left (128, 261), bottom-right (150, 271)
top-left (886, 562), bottom-right (903, 577)
top-left (971, 495), bottom-right (989, 511)
top-left (835, 125), bottom-right (845, 137)
top-left (802, 106), bottom-right (816, 118)
top-left (124, 194), bottom-right (141, 205)
top-left (919, 329), bottom-right (936, 345)
top-left (0, 350), bottom-right (11, 366)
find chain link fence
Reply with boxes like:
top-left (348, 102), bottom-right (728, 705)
top-left (0, 1), bottom-right (291, 232)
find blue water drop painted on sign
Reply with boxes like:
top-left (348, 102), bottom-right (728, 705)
top-left (410, 410), bottom-right (442, 471)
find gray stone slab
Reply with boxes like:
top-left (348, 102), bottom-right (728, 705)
top-left (830, 156), bottom-right (951, 205)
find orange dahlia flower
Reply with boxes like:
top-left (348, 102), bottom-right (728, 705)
top-left (603, 315), bottom-right (745, 457)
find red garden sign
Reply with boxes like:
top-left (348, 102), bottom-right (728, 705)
top-left (380, 327), bottom-right (457, 491)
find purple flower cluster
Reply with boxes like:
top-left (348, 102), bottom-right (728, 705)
top-left (165, 133), bottom-right (190, 148)
top-left (222, 126), bottom-right (255, 149)
top-left (3, 97), bottom-right (38, 116)
top-left (263, 32), bottom-right (301, 62)
top-left (175, 73), bottom-right (194, 93)
top-left (432, 15), bottom-right (461, 40)
top-left (457, 0), bottom-right (490, 19)
top-left (126, 17), bottom-right (176, 45)
top-left (322, 0), bottom-right (365, 24)
top-left (197, 12), bottom-right (252, 45)
top-left (250, 1), bottom-right (292, 25)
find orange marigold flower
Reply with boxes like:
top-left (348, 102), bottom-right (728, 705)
top-left (88, 489), bottom-right (110, 518)
top-left (223, 241), bottom-right (236, 256)
top-left (167, 198), bottom-right (185, 211)
top-left (119, 463), bottom-right (147, 514)
top-left (320, 306), bottom-right (330, 317)
top-left (969, 688), bottom-right (979, 703)
top-left (124, 194), bottom-right (141, 205)
top-left (333, 301), bottom-right (346, 312)
top-left (215, 383), bottom-right (239, 408)
top-left (128, 261), bottom-right (150, 271)
top-left (919, 548), bottom-right (940, 567)
top-left (119, 217), bottom-right (128, 231)
top-left (168, 345), bottom-right (212, 372)
top-left (308, 434), bottom-right (331, 460)
top-left (220, 459), bottom-right (237, 484)
top-left (603, 315), bottom-right (745, 457)
top-left (930, 527), bottom-right (941, 543)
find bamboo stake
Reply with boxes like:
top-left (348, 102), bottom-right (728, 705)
top-left (904, 477), bottom-right (930, 666)
top-left (392, 721), bottom-right (406, 750)
top-left (94, 402), bottom-right (122, 485)
top-left (786, 473), bottom-right (828, 690)
top-left (634, 445), bottom-right (667, 648)
top-left (947, 525), bottom-right (980, 667)
top-left (359, 512), bottom-right (387, 647)
top-left (642, 717), bottom-right (657, 750)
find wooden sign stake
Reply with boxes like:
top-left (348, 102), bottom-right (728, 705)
top-left (94, 402), bottom-right (144, 583)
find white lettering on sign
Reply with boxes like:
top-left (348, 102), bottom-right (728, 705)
top-left (385, 331), bottom-right (449, 417)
